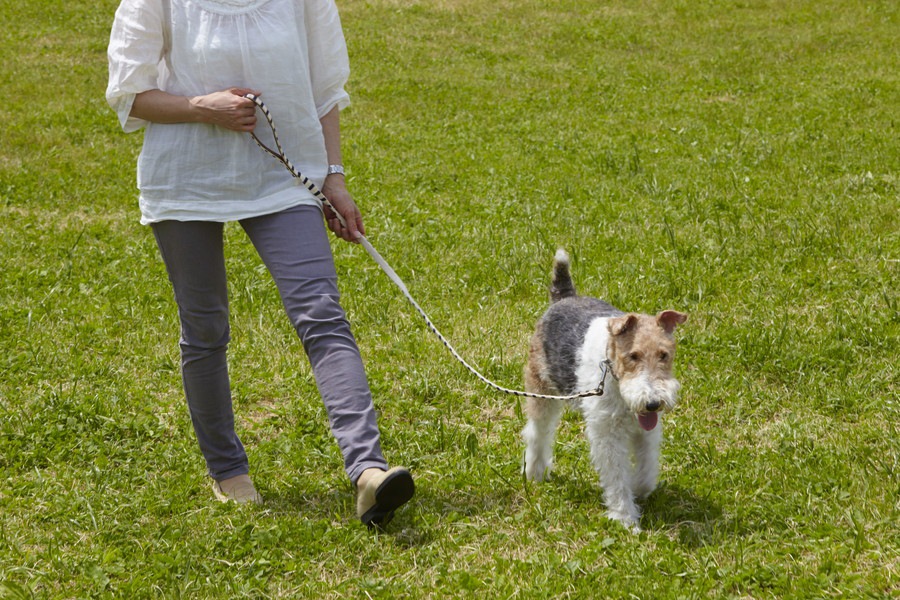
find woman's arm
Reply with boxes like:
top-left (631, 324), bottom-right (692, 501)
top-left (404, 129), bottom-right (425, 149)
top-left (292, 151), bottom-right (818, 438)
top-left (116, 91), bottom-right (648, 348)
top-left (320, 106), bottom-right (365, 243)
top-left (130, 87), bottom-right (261, 132)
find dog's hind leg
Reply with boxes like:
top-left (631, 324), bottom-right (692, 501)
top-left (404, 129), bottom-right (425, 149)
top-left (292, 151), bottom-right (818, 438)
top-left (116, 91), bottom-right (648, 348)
top-left (522, 397), bottom-right (563, 482)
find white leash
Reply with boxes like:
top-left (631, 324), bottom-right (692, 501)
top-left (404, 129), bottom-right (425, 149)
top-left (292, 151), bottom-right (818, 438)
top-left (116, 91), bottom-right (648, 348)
top-left (245, 94), bottom-right (611, 401)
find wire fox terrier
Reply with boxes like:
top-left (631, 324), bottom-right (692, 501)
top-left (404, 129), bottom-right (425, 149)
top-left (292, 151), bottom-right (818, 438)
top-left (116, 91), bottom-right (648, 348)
top-left (522, 250), bottom-right (687, 531)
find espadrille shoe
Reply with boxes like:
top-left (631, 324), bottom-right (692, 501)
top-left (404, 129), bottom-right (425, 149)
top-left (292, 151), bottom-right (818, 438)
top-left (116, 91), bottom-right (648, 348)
top-left (356, 467), bottom-right (414, 528)
top-left (212, 474), bottom-right (263, 505)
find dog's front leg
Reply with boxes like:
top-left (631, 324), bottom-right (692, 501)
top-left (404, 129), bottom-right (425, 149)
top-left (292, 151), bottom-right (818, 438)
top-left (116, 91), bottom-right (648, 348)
top-left (632, 426), bottom-right (662, 499)
top-left (586, 416), bottom-right (642, 531)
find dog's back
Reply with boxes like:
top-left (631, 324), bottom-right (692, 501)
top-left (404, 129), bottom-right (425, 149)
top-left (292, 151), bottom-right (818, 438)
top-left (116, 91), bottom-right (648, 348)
top-left (537, 250), bottom-right (623, 394)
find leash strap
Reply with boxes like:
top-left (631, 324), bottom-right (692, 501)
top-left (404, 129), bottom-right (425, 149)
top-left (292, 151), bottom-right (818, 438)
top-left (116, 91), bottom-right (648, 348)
top-left (245, 94), bottom-right (611, 401)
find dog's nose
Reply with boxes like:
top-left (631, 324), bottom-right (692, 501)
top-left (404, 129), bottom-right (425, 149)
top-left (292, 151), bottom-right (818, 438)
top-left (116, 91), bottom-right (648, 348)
top-left (645, 400), bottom-right (662, 413)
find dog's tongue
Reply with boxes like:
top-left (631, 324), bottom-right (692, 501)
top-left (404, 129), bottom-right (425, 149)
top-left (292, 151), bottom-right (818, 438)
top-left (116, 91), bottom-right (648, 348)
top-left (638, 413), bottom-right (658, 431)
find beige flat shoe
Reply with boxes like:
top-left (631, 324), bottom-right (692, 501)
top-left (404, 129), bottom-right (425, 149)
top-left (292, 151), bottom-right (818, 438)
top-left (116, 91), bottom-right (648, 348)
top-left (356, 467), bottom-right (414, 528)
top-left (212, 474), bottom-right (263, 505)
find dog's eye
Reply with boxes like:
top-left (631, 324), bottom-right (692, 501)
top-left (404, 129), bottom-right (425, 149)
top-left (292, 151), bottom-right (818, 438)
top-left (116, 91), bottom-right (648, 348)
top-left (659, 351), bottom-right (669, 361)
top-left (629, 352), bottom-right (641, 362)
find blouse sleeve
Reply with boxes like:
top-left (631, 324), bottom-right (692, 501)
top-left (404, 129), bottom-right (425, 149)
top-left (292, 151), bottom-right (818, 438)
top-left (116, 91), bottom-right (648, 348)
top-left (106, 0), bottom-right (166, 132)
top-left (304, 0), bottom-right (351, 118)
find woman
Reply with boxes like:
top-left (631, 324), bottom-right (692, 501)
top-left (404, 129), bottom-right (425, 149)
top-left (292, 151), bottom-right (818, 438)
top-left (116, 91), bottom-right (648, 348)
top-left (106, 0), bottom-right (413, 528)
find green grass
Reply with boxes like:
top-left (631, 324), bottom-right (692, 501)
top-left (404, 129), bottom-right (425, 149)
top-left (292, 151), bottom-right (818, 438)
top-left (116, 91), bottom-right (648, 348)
top-left (1, 0), bottom-right (898, 597)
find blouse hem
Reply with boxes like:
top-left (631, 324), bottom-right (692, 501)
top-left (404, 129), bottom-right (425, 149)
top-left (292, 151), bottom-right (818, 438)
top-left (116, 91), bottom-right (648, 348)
top-left (138, 196), bottom-right (322, 225)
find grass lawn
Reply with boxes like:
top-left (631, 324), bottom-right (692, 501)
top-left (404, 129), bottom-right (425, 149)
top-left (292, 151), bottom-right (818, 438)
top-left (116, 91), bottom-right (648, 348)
top-left (1, 0), bottom-right (897, 597)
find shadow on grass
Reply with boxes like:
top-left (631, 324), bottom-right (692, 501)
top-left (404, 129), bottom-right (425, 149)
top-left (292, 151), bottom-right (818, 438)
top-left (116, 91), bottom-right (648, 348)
top-left (518, 471), bottom-right (725, 545)
top-left (256, 485), bottom-right (436, 544)
top-left (642, 481), bottom-right (724, 546)
top-left (248, 471), bottom-right (725, 548)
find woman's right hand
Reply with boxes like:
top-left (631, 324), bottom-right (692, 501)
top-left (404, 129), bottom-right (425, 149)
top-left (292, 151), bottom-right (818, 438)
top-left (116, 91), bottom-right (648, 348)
top-left (189, 88), bottom-right (261, 132)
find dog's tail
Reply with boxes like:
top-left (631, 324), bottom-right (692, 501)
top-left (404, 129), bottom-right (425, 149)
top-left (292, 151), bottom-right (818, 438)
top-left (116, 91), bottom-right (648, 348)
top-left (549, 249), bottom-right (577, 303)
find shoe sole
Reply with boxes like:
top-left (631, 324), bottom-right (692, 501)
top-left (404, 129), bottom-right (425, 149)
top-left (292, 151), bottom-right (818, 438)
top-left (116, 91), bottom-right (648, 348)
top-left (361, 468), bottom-right (415, 528)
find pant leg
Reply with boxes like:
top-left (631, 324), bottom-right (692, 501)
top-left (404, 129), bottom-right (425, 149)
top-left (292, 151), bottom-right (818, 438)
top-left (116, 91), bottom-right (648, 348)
top-left (152, 220), bottom-right (249, 481)
top-left (240, 205), bottom-right (388, 483)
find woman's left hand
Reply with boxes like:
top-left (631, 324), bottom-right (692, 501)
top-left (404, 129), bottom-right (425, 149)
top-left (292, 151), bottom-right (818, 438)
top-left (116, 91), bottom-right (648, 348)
top-left (322, 175), bottom-right (365, 243)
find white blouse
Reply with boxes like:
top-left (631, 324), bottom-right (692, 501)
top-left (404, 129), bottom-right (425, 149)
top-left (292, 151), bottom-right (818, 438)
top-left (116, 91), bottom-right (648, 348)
top-left (106, 0), bottom-right (350, 224)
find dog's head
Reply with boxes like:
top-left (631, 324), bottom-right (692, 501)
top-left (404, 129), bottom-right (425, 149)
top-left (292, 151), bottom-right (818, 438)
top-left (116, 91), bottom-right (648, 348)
top-left (607, 310), bottom-right (687, 431)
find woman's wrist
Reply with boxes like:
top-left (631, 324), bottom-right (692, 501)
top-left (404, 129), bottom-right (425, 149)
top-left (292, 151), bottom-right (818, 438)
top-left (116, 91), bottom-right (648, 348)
top-left (188, 93), bottom-right (226, 125)
top-left (186, 95), bottom-right (207, 123)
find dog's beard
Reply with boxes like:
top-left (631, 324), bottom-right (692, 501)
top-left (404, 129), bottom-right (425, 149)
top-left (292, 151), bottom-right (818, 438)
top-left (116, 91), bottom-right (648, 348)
top-left (618, 371), bottom-right (681, 418)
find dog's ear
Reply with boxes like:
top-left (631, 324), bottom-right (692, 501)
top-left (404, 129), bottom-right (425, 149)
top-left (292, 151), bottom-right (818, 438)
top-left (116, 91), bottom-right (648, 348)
top-left (609, 314), bottom-right (639, 337)
top-left (657, 310), bottom-right (687, 334)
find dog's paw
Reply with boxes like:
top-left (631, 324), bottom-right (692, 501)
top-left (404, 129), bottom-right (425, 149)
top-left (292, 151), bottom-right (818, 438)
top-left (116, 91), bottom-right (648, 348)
top-left (607, 509), bottom-right (642, 533)
top-left (523, 457), bottom-right (552, 482)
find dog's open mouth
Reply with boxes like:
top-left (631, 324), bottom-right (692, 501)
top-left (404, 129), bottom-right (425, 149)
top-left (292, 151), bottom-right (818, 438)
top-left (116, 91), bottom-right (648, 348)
top-left (637, 412), bottom-right (658, 431)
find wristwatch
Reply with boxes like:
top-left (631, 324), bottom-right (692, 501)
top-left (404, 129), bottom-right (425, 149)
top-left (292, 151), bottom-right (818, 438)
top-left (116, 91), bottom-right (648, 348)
top-left (327, 164), bottom-right (345, 176)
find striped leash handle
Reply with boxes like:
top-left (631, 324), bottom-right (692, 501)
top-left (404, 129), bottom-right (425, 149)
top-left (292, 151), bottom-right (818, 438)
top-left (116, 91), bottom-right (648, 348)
top-left (244, 93), bottom-right (610, 402)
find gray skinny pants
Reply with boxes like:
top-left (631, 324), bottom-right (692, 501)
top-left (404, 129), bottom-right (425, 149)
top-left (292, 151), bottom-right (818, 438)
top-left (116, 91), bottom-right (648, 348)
top-left (152, 204), bottom-right (388, 484)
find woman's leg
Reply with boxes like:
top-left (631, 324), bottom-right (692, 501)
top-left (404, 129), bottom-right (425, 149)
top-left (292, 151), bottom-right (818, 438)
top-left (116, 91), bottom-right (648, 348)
top-left (152, 220), bottom-right (249, 481)
top-left (240, 205), bottom-right (388, 483)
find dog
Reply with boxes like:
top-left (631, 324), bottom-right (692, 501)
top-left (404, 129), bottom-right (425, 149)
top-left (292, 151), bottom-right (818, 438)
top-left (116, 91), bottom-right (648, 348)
top-left (522, 249), bottom-right (686, 531)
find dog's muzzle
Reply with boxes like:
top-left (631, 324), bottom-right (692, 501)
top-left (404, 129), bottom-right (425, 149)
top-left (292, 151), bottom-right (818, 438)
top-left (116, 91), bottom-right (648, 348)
top-left (620, 375), bottom-right (680, 432)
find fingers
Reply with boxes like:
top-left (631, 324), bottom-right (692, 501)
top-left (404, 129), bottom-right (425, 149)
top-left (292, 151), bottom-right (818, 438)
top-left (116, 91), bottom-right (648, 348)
top-left (229, 87), bottom-right (262, 100)
top-left (233, 92), bottom-right (259, 131)
top-left (234, 109), bottom-right (258, 131)
top-left (229, 88), bottom-right (262, 116)
top-left (327, 216), bottom-right (347, 241)
top-left (325, 203), bottom-right (364, 243)
top-left (327, 215), bottom-right (357, 243)
top-left (352, 213), bottom-right (365, 239)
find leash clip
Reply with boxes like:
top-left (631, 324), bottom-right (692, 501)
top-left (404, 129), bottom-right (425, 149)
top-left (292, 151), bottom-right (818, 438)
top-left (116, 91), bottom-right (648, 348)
top-left (590, 358), bottom-right (615, 397)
